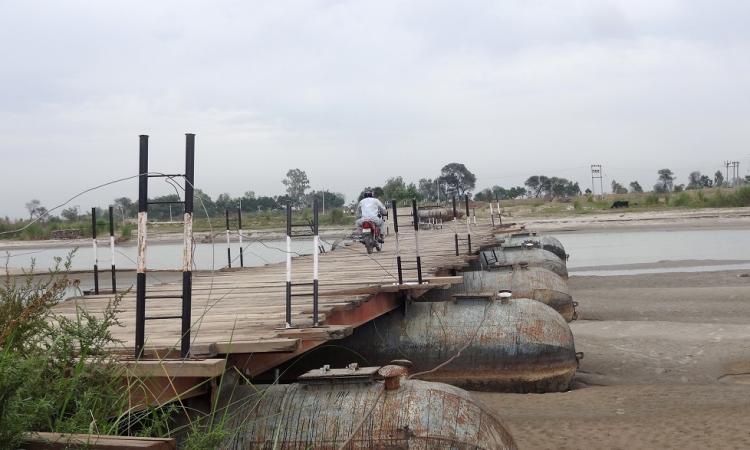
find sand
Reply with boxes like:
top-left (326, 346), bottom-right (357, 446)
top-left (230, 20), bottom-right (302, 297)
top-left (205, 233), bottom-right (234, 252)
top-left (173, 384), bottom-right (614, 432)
top-left (474, 268), bottom-right (750, 449)
top-left (518, 207), bottom-right (750, 233)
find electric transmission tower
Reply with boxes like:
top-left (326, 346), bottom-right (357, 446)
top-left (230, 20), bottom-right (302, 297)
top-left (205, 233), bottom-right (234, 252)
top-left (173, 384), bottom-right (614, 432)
top-left (591, 164), bottom-right (604, 198)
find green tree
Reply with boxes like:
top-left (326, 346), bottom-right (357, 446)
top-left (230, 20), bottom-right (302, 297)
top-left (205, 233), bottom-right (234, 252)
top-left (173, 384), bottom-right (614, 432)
top-left (611, 180), bottom-right (628, 194)
top-left (629, 181), bottom-right (643, 193)
top-left (437, 163), bottom-right (476, 197)
top-left (687, 171), bottom-right (702, 189)
top-left (714, 170), bottom-right (725, 187)
top-left (60, 207), bottom-right (79, 222)
top-left (282, 168), bottom-right (310, 207)
top-left (418, 178), bottom-right (438, 202)
top-left (25, 199), bottom-right (41, 220)
top-left (524, 176), bottom-right (545, 197)
top-left (382, 177), bottom-right (407, 201)
top-left (508, 186), bottom-right (527, 199)
top-left (657, 168), bottom-right (674, 192)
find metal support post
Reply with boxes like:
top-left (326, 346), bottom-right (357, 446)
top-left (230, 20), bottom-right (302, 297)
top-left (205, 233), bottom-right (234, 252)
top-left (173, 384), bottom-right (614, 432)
top-left (312, 198), bottom-right (320, 326)
top-left (109, 206), bottom-right (116, 293)
top-left (285, 203), bottom-right (293, 328)
top-left (238, 207), bottom-right (244, 267)
top-left (135, 135), bottom-right (148, 358)
top-left (489, 202), bottom-right (495, 227)
top-left (225, 209), bottom-right (231, 268)
top-left (465, 194), bottom-right (472, 254)
top-left (392, 200), bottom-right (403, 284)
top-left (181, 133), bottom-right (195, 358)
top-left (91, 207), bottom-right (99, 294)
top-left (412, 199), bottom-right (423, 284)
top-left (452, 196), bottom-right (457, 222)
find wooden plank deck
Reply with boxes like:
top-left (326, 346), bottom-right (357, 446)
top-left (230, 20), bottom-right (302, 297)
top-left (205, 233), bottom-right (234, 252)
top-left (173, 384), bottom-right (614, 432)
top-left (54, 219), bottom-right (501, 377)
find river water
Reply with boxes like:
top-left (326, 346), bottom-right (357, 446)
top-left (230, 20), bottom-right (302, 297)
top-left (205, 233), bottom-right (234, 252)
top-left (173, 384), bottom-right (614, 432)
top-left (4, 228), bottom-right (749, 277)
top-left (559, 228), bottom-right (750, 276)
top-left (2, 239), bottom-right (329, 272)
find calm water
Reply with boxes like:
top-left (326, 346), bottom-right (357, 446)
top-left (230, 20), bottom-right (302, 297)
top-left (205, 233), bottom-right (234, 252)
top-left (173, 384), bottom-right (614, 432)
top-left (3, 239), bottom-right (330, 272)
top-left (559, 229), bottom-right (750, 275)
top-left (6, 228), bottom-right (749, 275)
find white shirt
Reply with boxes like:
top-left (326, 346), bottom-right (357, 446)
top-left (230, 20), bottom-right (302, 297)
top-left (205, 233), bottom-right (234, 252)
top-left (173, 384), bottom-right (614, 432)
top-left (357, 197), bottom-right (386, 219)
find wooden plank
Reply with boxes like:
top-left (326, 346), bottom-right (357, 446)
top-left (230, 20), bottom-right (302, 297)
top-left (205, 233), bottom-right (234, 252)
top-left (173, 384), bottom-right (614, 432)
top-left (23, 432), bottom-right (175, 449)
top-left (119, 358), bottom-right (226, 378)
top-left (212, 337), bottom-right (300, 354)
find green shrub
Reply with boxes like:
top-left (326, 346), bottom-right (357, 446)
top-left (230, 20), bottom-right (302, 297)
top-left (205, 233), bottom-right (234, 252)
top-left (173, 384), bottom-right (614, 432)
top-left (329, 208), bottom-right (344, 225)
top-left (0, 254), bottom-right (128, 447)
top-left (644, 193), bottom-right (660, 205)
top-left (734, 186), bottom-right (750, 206)
top-left (119, 223), bottom-right (134, 241)
top-left (670, 192), bottom-right (692, 207)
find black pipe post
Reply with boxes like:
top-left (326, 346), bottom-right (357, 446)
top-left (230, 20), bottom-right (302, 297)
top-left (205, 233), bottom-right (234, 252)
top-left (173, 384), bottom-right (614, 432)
top-left (225, 209), bottom-right (231, 268)
top-left (412, 199), bottom-right (422, 284)
top-left (181, 133), bottom-right (195, 358)
top-left (91, 207), bottom-right (99, 294)
top-left (135, 135), bottom-right (148, 358)
top-left (238, 207), bottom-right (244, 267)
top-left (392, 200), bottom-right (403, 284)
top-left (465, 194), bottom-right (472, 254)
top-left (312, 197), bottom-right (319, 326)
top-left (452, 195), bottom-right (459, 256)
top-left (285, 203), bottom-right (292, 328)
top-left (109, 206), bottom-right (116, 293)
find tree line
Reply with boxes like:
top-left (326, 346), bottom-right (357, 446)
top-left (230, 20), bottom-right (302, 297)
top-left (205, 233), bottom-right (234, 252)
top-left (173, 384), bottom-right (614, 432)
top-left (608, 168), bottom-right (746, 195)
top-left (18, 164), bottom-right (750, 225)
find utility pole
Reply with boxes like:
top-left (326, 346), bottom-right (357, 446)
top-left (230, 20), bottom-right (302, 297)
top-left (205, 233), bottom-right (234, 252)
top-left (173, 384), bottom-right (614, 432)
top-left (734, 161), bottom-right (741, 186)
top-left (591, 164), bottom-right (603, 199)
top-left (725, 161), bottom-right (731, 187)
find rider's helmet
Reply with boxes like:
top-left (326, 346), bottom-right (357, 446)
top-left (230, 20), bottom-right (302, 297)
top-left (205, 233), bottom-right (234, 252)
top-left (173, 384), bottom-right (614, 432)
top-left (363, 189), bottom-right (374, 198)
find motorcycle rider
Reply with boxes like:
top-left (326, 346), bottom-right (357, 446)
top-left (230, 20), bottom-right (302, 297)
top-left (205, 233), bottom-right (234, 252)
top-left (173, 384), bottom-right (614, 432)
top-left (355, 190), bottom-right (387, 243)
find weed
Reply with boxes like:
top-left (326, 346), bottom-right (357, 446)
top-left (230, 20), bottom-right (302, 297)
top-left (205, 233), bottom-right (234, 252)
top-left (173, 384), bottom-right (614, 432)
top-left (0, 253), bottom-right (128, 447)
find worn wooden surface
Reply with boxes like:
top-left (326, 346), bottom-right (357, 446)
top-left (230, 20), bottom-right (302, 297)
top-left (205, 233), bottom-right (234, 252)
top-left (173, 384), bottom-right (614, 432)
top-left (54, 220), bottom-right (500, 371)
top-left (22, 433), bottom-right (175, 450)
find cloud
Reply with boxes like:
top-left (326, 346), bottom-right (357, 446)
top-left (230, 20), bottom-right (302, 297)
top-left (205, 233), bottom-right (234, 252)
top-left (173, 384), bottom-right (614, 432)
top-left (1, 0), bottom-right (749, 216)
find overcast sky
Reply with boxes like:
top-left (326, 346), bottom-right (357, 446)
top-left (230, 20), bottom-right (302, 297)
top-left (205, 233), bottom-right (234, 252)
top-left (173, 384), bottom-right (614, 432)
top-left (1, 0), bottom-right (749, 218)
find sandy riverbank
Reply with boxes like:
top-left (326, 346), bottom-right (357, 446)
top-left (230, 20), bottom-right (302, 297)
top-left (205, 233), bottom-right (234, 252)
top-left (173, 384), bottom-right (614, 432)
top-left (514, 207), bottom-right (750, 233)
top-left (476, 268), bottom-right (750, 449)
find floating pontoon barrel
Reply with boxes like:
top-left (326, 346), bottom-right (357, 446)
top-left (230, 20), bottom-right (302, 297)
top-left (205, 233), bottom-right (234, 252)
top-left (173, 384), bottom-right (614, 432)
top-left (336, 298), bottom-right (578, 393)
top-left (418, 207), bottom-right (462, 221)
top-left (221, 367), bottom-right (518, 449)
top-left (505, 232), bottom-right (568, 261)
top-left (437, 266), bottom-right (576, 321)
top-left (479, 245), bottom-right (569, 278)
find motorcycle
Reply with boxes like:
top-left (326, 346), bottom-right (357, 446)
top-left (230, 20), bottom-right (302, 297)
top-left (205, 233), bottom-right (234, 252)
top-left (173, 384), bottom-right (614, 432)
top-left (360, 219), bottom-right (383, 254)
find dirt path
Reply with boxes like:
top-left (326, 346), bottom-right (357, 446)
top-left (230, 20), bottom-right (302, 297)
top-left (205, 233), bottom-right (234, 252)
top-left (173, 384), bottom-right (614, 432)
top-left (474, 269), bottom-right (750, 449)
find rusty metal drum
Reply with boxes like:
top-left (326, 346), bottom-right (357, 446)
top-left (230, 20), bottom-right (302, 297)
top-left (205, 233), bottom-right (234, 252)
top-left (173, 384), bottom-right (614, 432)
top-left (221, 374), bottom-right (518, 449)
top-left (505, 232), bottom-right (568, 262)
top-left (437, 266), bottom-right (576, 321)
top-left (338, 298), bottom-right (578, 393)
top-left (478, 245), bottom-right (569, 278)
